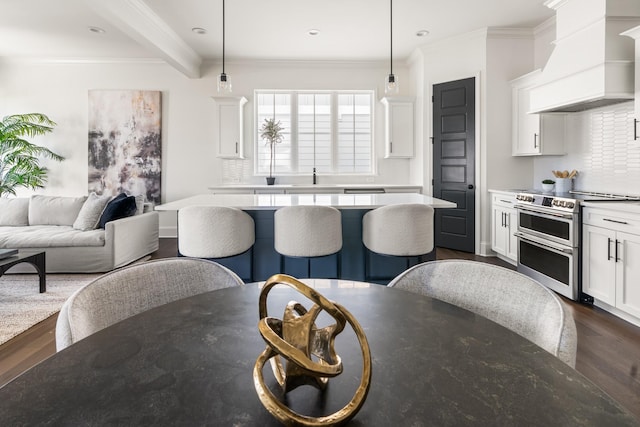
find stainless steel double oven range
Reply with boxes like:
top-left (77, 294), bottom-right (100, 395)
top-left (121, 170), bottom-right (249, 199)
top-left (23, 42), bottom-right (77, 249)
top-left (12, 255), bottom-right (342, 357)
top-left (514, 191), bottom-right (638, 303)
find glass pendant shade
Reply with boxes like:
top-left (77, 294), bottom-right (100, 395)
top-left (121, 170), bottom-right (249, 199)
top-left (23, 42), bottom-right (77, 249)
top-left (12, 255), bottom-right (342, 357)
top-left (217, 72), bottom-right (232, 94)
top-left (385, 73), bottom-right (399, 95)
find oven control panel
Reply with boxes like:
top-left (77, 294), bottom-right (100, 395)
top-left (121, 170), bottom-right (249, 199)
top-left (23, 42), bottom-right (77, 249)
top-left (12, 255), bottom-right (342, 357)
top-left (516, 193), bottom-right (578, 212)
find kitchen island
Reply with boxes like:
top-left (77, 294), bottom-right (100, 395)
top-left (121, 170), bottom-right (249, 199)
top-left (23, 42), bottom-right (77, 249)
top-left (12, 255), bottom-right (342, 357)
top-left (156, 193), bottom-right (456, 283)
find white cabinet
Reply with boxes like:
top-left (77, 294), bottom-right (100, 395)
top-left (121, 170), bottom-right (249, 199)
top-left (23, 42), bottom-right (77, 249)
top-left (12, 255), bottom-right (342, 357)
top-left (213, 96), bottom-right (247, 159)
top-left (511, 70), bottom-right (566, 156)
top-left (582, 206), bottom-right (640, 321)
top-left (381, 97), bottom-right (414, 158)
top-left (622, 25), bottom-right (640, 142)
top-left (491, 192), bottom-right (518, 264)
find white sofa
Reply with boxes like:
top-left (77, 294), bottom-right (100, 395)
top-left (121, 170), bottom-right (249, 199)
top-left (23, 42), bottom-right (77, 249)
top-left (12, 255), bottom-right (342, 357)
top-left (0, 194), bottom-right (159, 273)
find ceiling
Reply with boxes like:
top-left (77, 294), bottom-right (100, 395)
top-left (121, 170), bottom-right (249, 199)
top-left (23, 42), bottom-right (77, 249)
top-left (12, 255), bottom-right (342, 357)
top-left (0, 0), bottom-right (554, 76)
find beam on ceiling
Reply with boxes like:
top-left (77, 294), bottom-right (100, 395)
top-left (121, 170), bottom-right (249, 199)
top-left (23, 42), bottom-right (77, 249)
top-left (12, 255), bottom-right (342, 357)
top-left (85, 0), bottom-right (202, 78)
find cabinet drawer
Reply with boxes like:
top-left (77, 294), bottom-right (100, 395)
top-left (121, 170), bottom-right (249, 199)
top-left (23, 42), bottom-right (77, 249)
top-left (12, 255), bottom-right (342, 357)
top-left (582, 207), bottom-right (640, 234)
top-left (492, 193), bottom-right (517, 208)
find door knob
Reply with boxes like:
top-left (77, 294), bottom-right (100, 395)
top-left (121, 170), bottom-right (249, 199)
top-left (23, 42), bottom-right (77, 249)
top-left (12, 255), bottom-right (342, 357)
top-left (468, 184), bottom-right (474, 190)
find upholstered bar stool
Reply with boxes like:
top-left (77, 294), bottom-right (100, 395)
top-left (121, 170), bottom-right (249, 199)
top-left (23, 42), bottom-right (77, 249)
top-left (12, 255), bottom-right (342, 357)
top-left (362, 203), bottom-right (434, 280)
top-left (178, 205), bottom-right (255, 258)
top-left (274, 205), bottom-right (342, 278)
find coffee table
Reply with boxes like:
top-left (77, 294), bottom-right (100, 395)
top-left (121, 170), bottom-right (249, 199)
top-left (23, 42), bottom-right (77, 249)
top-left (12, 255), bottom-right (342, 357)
top-left (0, 250), bottom-right (46, 293)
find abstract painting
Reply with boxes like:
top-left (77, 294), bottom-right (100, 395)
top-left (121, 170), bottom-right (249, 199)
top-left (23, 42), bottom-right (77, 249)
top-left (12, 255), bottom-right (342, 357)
top-left (88, 90), bottom-right (161, 204)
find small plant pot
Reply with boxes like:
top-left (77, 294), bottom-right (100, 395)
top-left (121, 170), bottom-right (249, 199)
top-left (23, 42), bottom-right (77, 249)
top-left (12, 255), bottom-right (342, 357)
top-left (266, 177), bottom-right (276, 185)
top-left (541, 183), bottom-right (555, 192)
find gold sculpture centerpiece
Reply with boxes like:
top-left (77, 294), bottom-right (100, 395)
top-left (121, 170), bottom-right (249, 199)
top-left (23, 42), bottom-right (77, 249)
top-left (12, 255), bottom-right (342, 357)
top-left (253, 274), bottom-right (372, 426)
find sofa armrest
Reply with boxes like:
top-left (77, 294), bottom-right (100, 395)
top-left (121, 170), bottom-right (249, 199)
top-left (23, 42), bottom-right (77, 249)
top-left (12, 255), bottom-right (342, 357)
top-left (105, 212), bottom-right (159, 268)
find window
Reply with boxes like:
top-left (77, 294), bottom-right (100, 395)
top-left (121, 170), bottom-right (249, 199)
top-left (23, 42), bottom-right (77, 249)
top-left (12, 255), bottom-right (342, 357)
top-left (255, 90), bottom-right (373, 175)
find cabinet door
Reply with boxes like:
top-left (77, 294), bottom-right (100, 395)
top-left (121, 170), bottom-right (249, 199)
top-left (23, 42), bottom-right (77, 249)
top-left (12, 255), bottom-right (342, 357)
top-left (513, 85), bottom-right (541, 156)
top-left (506, 208), bottom-right (518, 261)
top-left (382, 98), bottom-right (414, 158)
top-left (213, 96), bottom-right (247, 159)
top-left (491, 206), bottom-right (508, 256)
top-left (582, 224), bottom-right (616, 305)
top-left (616, 231), bottom-right (640, 318)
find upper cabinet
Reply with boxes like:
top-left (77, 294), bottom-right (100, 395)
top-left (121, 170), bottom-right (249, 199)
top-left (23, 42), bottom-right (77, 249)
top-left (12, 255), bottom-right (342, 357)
top-left (622, 25), bottom-right (640, 142)
top-left (381, 97), bottom-right (414, 158)
top-left (511, 70), bottom-right (566, 156)
top-left (212, 96), bottom-right (247, 159)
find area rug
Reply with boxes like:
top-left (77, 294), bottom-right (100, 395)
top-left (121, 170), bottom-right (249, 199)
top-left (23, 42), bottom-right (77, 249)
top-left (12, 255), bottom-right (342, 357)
top-left (0, 273), bottom-right (100, 345)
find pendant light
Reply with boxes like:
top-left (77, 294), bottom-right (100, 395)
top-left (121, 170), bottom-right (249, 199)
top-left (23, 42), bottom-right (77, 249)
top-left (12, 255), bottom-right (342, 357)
top-left (384, 0), bottom-right (399, 95)
top-left (217, 0), bottom-right (232, 93)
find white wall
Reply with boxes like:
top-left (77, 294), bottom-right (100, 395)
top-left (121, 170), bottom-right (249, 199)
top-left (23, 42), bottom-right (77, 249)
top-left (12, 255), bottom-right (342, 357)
top-left (0, 58), bottom-right (413, 233)
top-left (414, 29), bottom-right (536, 256)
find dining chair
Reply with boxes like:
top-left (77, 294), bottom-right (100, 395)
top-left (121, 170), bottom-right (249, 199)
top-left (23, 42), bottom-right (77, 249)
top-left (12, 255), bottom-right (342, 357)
top-left (362, 203), bottom-right (434, 279)
top-left (178, 205), bottom-right (255, 258)
top-left (55, 257), bottom-right (244, 351)
top-left (274, 205), bottom-right (342, 277)
top-left (387, 259), bottom-right (578, 367)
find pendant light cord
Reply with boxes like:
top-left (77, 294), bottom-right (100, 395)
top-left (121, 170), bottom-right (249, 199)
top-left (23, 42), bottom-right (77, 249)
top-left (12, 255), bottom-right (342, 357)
top-left (222, 0), bottom-right (226, 74)
top-left (390, 0), bottom-right (393, 75)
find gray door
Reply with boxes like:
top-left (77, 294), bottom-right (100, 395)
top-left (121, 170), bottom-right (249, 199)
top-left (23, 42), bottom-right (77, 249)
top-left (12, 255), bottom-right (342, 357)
top-left (433, 77), bottom-right (475, 253)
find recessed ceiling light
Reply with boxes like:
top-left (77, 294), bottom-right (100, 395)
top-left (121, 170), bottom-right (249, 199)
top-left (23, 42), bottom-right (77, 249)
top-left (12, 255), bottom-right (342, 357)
top-left (88, 26), bottom-right (106, 34)
top-left (192, 27), bottom-right (207, 35)
top-left (416, 29), bottom-right (429, 37)
top-left (308, 29), bottom-right (320, 36)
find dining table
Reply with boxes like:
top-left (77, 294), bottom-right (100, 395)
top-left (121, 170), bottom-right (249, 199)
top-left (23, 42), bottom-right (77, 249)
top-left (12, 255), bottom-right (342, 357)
top-left (0, 279), bottom-right (637, 426)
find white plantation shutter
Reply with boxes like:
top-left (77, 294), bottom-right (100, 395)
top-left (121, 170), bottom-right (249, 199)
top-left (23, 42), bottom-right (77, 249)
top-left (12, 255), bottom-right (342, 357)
top-left (255, 90), bottom-right (373, 175)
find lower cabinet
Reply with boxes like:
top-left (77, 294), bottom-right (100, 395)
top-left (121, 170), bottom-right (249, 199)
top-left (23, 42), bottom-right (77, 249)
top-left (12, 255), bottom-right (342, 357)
top-left (491, 193), bottom-right (517, 264)
top-left (583, 207), bottom-right (640, 321)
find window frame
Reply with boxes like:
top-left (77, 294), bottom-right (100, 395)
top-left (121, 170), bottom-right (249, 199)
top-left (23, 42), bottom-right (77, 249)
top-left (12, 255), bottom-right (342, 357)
top-left (253, 89), bottom-right (376, 176)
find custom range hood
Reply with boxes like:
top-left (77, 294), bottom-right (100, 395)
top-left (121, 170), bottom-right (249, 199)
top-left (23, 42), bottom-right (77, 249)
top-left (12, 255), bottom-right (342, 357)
top-left (529, 0), bottom-right (640, 113)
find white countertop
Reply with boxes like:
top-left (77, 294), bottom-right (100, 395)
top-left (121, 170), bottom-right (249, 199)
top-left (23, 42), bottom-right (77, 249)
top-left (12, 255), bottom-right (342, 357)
top-left (155, 193), bottom-right (456, 211)
top-left (208, 184), bottom-right (422, 190)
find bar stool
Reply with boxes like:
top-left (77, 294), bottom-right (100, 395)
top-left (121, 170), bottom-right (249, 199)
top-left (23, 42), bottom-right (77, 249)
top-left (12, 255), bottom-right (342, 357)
top-left (178, 205), bottom-right (255, 258)
top-left (362, 203), bottom-right (434, 280)
top-left (274, 205), bottom-right (342, 278)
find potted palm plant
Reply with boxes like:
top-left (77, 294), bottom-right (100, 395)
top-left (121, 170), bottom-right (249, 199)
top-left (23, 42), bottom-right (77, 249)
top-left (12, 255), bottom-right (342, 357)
top-left (259, 118), bottom-right (284, 185)
top-left (0, 113), bottom-right (64, 197)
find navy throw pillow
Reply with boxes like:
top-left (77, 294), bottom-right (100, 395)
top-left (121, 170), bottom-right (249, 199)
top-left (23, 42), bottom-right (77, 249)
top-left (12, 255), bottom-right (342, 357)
top-left (98, 194), bottom-right (137, 229)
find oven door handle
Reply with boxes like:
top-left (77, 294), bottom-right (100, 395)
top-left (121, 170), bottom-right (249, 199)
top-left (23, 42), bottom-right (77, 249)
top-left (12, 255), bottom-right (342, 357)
top-left (514, 232), bottom-right (575, 255)
top-left (514, 205), bottom-right (575, 220)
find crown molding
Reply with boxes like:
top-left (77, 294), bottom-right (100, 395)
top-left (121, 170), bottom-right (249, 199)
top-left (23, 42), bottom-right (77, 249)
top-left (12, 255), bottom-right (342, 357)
top-left (0, 57), bottom-right (166, 65)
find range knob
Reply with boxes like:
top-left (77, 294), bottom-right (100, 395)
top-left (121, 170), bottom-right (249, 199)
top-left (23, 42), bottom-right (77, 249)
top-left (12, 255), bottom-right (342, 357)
top-left (566, 202), bottom-right (575, 209)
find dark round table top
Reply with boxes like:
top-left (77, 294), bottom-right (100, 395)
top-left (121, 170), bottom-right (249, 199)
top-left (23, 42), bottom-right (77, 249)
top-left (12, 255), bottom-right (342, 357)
top-left (0, 280), bottom-right (638, 426)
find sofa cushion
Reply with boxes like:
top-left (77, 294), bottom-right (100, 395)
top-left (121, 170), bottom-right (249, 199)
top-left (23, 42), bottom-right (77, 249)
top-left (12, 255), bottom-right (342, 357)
top-left (73, 192), bottom-right (112, 231)
top-left (0, 198), bottom-right (30, 226)
top-left (98, 194), bottom-right (137, 229)
top-left (0, 225), bottom-right (106, 248)
top-left (29, 195), bottom-right (87, 226)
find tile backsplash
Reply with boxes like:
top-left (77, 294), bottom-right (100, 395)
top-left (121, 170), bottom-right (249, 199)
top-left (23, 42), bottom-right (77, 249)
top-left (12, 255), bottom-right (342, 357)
top-left (534, 101), bottom-right (640, 197)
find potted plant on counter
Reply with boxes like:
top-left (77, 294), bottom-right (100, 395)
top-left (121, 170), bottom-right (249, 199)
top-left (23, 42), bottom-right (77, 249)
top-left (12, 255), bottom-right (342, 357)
top-left (259, 118), bottom-right (284, 185)
top-left (541, 179), bottom-right (555, 192)
top-left (0, 113), bottom-right (64, 197)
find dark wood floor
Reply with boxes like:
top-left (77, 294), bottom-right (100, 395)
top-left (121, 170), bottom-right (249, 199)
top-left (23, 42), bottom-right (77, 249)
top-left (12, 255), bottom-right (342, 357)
top-left (1, 240), bottom-right (639, 421)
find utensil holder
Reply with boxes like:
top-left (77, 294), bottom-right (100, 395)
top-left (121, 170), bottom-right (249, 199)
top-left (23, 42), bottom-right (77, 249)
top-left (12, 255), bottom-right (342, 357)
top-left (555, 178), bottom-right (572, 193)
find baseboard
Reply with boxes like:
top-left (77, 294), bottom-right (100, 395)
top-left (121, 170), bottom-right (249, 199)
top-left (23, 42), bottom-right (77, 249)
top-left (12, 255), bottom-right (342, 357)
top-left (159, 226), bottom-right (177, 239)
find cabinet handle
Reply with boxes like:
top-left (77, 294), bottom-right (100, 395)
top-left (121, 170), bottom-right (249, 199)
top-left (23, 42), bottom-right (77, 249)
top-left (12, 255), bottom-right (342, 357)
top-left (235, 142), bottom-right (238, 153)
top-left (533, 133), bottom-right (538, 149)
top-left (500, 199), bottom-right (512, 204)
top-left (607, 237), bottom-right (612, 261)
top-left (635, 118), bottom-right (638, 141)
top-left (603, 218), bottom-right (628, 225)
top-left (390, 142), bottom-right (393, 153)
top-left (504, 212), bottom-right (509, 227)
top-left (501, 212), bottom-right (505, 227)
top-left (615, 239), bottom-right (620, 263)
